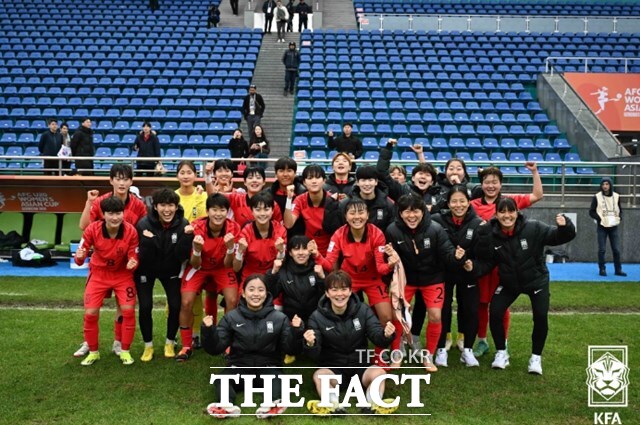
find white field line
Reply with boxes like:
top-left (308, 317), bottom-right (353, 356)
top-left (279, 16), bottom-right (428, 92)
top-left (0, 305), bottom-right (639, 315)
top-left (0, 292), bottom-right (27, 296)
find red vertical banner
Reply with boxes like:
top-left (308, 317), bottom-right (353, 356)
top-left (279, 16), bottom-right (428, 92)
top-left (564, 73), bottom-right (640, 131)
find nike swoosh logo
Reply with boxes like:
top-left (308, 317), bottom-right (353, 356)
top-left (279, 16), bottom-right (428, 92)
top-left (467, 284), bottom-right (476, 288)
top-left (494, 246), bottom-right (503, 250)
top-left (534, 289), bottom-right (543, 294)
top-left (236, 323), bottom-right (245, 327)
top-left (397, 241), bottom-right (404, 244)
top-left (325, 326), bottom-right (335, 331)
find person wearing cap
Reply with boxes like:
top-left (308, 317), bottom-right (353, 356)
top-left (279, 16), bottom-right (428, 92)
top-left (282, 41), bottom-right (300, 96)
top-left (242, 85), bottom-right (266, 133)
top-left (327, 123), bottom-right (363, 171)
top-left (70, 117), bottom-right (96, 175)
top-left (296, 0), bottom-right (312, 32)
top-left (133, 121), bottom-right (161, 177)
top-left (275, 0), bottom-right (289, 43)
top-left (38, 118), bottom-right (62, 175)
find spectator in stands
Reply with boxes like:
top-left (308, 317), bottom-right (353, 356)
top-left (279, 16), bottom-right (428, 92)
top-left (589, 177), bottom-right (626, 277)
top-left (282, 41), bottom-right (300, 96)
top-left (207, 3), bottom-right (220, 28)
top-left (327, 123), bottom-right (363, 171)
top-left (285, 0), bottom-right (295, 32)
top-left (296, 0), bottom-right (312, 31)
top-left (262, 0), bottom-right (277, 33)
top-left (133, 122), bottom-right (161, 177)
top-left (228, 129), bottom-right (249, 175)
top-left (58, 122), bottom-right (73, 174)
top-left (242, 84), bottom-right (266, 132)
top-left (230, 0), bottom-right (239, 15)
top-left (275, 1), bottom-right (289, 43)
top-left (38, 118), bottom-right (62, 175)
top-left (248, 124), bottom-right (270, 170)
top-left (71, 118), bottom-right (96, 176)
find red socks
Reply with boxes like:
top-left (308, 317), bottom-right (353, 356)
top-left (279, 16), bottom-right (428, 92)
top-left (391, 320), bottom-right (403, 351)
top-left (120, 309), bottom-right (136, 351)
top-left (478, 303), bottom-right (489, 339)
top-left (180, 327), bottom-right (193, 350)
top-left (426, 321), bottom-right (442, 354)
top-left (84, 313), bottom-right (100, 351)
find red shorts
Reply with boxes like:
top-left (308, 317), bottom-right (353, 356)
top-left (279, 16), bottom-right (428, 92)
top-left (478, 267), bottom-right (500, 304)
top-left (84, 271), bottom-right (136, 309)
top-left (405, 283), bottom-right (445, 309)
top-left (181, 267), bottom-right (237, 294)
top-left (353, 279), bottom-right (390, 306)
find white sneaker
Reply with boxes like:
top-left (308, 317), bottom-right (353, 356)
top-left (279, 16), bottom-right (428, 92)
top-left (112, 340), bottom-right (122, 356)
top-left (73, 341), bottom-right (90, 358)
top-left (491, 350), bottom-right (510, 369)
top-left (435, 348), bottom-right (448, 367)
top-left (460, 348), bottom-right (480, 367)
top-left (528, 355), bottom-right (543, 375)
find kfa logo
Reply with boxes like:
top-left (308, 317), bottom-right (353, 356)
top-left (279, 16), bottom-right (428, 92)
top-left (593, 412), bottom-right (622, 424)
top-left (586, 346), bottom-right (629, 408)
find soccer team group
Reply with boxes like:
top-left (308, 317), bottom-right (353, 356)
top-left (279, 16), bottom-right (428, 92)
top-left (72, 143), bottom-right (576, 417)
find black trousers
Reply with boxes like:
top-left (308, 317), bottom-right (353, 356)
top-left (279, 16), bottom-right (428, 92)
top-left (437, 278), bottom-right (479, 349)
top-left (284, 70), bottom-right (297, 92)
top-left (298, 15), bottom-right (308, 32)
top-left (277, 19), bottom-right (286, 39)
top-left (213, 367), bottom-right (284, 404)
top-left (135, 273), bottom-right (181, 343)
top-left (264, 14), bottom-right (274, 32)
top-left (490, 283), bottom-right (550, 355)
top-left (230, 0), bottom-right (239, 14)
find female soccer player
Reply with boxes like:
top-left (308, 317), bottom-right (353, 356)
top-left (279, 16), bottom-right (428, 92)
top-left (284, 165), bottom-right (332, 255)
top-left (431, 186), bottom-right (485, 367)
top-left (385, 194), bottom-right (463, 372)
top-left (75, 197), bottom-right (139, 366)
top-left (203, 274), bottom-right (301, 419)
top-left (175, 194), bottom-right (241, 362)
top-left (304, 270), bottom-right (397, 415)
top-left (135, 188), bottom-right (193, 361)
top-left (323, 152), bottom-right (355, 197)
top-left (472, 198), bottom-right (575, 375)
top-left (266, 235), bottom-right (325, 363)
top-left (317, 198), bottom-right (403, 368)
top-left (469, 163), bottom-right (543, 357)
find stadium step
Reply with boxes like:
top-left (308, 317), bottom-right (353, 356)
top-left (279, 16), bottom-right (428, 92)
top-left (322, 0), bottom-right (358, 30)
top-left (249, 33), bottom-right (301, 160)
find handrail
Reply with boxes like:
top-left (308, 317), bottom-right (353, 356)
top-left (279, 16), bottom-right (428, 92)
top-left (545, 56), bottom-right (640, 74)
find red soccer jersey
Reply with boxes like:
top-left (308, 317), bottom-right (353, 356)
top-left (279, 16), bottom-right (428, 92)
top-left (90, 192), bottom-right (147, 226)
top-left (192, 217), bottom-right (241, 271)
top-left (77, 220), bottom-right (138, 275)
top-left (291, 191), bottom-right (331, 255)
top-left (228, 192), bottom-right (283, 228)
top-left (470, 194), bottom-right (532, 221)
top-left (320, 223), bottom-right (392, 282)
top-left (238, 220), bottom-right (287, 282)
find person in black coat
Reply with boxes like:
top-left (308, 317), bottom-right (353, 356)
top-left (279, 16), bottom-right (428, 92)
top-left (133, 122), bottom-right (161, 177)
top-left (471, 197), bottom-right (576, 375)
top-left (303, 270), bottom-right (397, 415)
top-left (430, 186), bottom-right (485, 368)
top-left (262, 0), bottom-right (277, 33)
top-left (70, 118), bottom-right (95, 175)
top-left (38, 118), bottom-right (62, 175)
top-left (242, 84), bottom-right (266, 132)
top-left (202, 274), bottom-right (302, 419)
top-left (323, 152), bottom-right (355, 197)
top-left (282, 41), bottom-right (300, 96)
top-left (228, 129), bottom-right (249, 174)
top-left (207, 3), bottom-right (220, 27)
top-left (296, 0), bottom-right (312, 31)
top-left (135, 188), bottom-right (193, 361)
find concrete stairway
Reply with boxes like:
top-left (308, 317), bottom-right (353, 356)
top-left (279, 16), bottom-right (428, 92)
top-left (321, 0), bottom-right (358, 30)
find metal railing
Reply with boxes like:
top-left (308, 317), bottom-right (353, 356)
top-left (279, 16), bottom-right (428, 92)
top-left (545, 56), bottom-right (640, 74)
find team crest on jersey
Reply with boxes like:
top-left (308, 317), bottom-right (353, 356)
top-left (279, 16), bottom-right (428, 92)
top-left (423, 238), bottom-right (431, 249)
top-left (266, 321), bottom-right (274, 333)
top-left (171, 233), bottom-right (177, 244)
top-left (376, 210), bottom-right (383, 220)
top-left (353, 318), bottom-right (362, 331)
top-left (327, 241), bottom-right (335, 252)
top-left (520, 239), bottom-right (529, 250)
top-left (495, 286), bottom-right (503, 295)
top-left (466, 229), bottom-right (474, 240)
top-left (140, 275), bottom-right (147, 284)
top-left (309, 275), bottom-right (316, 286)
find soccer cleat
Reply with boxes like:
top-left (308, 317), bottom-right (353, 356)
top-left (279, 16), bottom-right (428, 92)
top-left (175, 347), bottom-right (193, 362)
top-left (444, 332), bottom-right (452, 351)
top-left (307, 400), bottom-right (340, 416)
top-left (491, 350), bottom-right (510, 370)
top-left (164, 343), bottom-right (176, 358)
top-left (80, 351), bottom-right (101, 366)
top-left (456, 333), bottom-right (465, 351)
top-left (423, 351), bottom-right (438, 373)
top-left (528, 355), bottom-right (543, 375)
top-left (141, 346), bottom-right (154, 362)
top-left (120, 351), bottom-right (134, 365)
top-left (435, 348), bottom-right (448, 367)
top-left (112, 340), bottom-right (122, 356)
top-left (206, 403), bottom-right (241, 418)
top-left (192, 335), bottom-right (202, 349)
top-left (73, 341), bottom-right (90, 358)
top-left (256, 400), bottom-right (287, 419)
top-left (473, 339), bottom-right (490, 357)
top-left (370, 399), bottom-right (399, 415)
top-left (284, 354), bottom-right (296, 365)
top-left (460, 348), bottom-right (480, 367)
